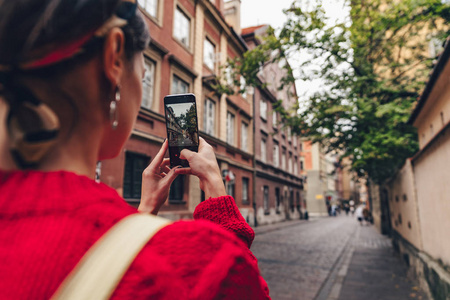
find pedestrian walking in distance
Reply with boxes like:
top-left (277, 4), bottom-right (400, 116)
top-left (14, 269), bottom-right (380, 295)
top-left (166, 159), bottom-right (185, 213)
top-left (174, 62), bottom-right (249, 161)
top-left (0, 1), bottom-right (270, 299)
top-left (355, 205), bottom-right (365, 226)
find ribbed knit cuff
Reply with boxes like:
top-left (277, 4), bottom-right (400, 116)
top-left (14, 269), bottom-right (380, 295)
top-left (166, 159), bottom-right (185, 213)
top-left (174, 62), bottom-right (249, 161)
top-left (193, 195), bottom-right (255, 248)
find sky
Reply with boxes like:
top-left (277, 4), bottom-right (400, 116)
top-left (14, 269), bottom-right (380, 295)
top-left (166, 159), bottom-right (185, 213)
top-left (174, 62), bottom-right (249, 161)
top-left (241, 0), bottom-right (348, 31)
top-left (240, 0), bottom-right (350, 100)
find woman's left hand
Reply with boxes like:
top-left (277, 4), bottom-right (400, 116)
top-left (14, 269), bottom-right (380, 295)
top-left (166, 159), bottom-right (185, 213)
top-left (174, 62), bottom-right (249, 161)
top-left (139, 140), bottom-right (179, 215)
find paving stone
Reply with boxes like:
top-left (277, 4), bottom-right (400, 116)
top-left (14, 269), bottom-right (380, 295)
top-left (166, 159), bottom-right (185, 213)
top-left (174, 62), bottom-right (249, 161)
top-left (251, 215), bottom-right (428, 300)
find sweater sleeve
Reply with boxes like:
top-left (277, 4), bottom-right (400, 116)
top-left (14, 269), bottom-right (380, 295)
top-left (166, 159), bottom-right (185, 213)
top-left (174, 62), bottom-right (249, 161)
top-left (193, 195), bottom-right (255, 248)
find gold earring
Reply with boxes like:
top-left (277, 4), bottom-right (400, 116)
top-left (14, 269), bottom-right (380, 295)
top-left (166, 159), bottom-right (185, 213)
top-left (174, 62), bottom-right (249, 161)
top-left (110, 87), bottom-right (120, 129)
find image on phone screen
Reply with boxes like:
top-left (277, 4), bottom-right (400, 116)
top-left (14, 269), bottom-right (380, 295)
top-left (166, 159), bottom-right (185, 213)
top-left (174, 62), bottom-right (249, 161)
top-left (164, 94), bottom-right (199, 168)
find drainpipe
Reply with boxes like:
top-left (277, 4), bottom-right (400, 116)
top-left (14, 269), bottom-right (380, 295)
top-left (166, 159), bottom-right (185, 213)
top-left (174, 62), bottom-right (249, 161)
top-left (252, 87), bottom-right (258, 227)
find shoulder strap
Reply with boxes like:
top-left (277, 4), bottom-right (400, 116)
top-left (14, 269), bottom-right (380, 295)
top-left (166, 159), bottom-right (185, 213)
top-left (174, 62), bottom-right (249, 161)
top-left (51, 213), bottom-right (172, 300)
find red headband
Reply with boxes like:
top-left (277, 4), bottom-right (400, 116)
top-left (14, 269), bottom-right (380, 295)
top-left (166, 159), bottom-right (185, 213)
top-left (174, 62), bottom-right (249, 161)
top-left (0, 0), bottom-right (137, 71)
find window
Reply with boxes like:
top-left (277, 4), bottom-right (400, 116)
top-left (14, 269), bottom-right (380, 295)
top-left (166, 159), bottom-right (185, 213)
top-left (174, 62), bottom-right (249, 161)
top-left (224, 66), bottom-right (233, 86)
top-left (263, 186), bottom-right (269, 213)
top-left (203, 38), bottom-right (215, 71)
top-left (261, 139), bottom-right (267, 162)
top-left (169, 175), bottom-right (185, 203)
top-left (288, 154), bottom-right (293, 173)
top-left (172, 75), bottom-right (189, 94)
top-left (174, 7), bottom-right (190, 47)
top-left (242, 177), bottom-right (249, 204)
top-left (123, 152), bottom-right (150, 199)
top-left (300, 160), bottom-right (304, 171)
top-left (204, 99), bottom-right (216, 136)
top-left (273, 143), bottom-right (279, 167)
top-left (139, 0), bottom-right (158, 18)
top-left (294, 157), bottom-right (298, 175)
top-left (287, 127), bottom-right (291, 142)
top-left (260, 99), bottom-right (267, 120)
top-left (275, 188), bottom-right (280, 214)
top-left (272, 111), bottom-right (277, 128)
top-left (241, 122), bottom-right (248, 151)
top-left (142, 59), bottom-right (155, 110)
top-left (226, 112), bottom-right (235, 145)
top-left (227, 179), bottom-right (235, 198)
top-left (282, 150), bottom-right (286, 170)
top-left (290, 190), bottom-right (294, 212)
top-left (299, 142), bottom-right (303, 152)
top-left (240, 76), bottom-right (247, 98)
top-left (293, 135), bottom-right (297, 147)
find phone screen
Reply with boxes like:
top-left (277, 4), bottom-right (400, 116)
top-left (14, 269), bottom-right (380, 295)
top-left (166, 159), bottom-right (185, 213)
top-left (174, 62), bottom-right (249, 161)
top-left (164, 94), bottom-right (199, 168)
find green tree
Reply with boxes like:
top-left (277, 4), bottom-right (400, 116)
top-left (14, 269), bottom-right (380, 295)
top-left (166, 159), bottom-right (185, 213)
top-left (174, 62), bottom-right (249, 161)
top-left (184, 104), bottom-right (198, 142)
top-left (222, 0), bottom-right (449, 183)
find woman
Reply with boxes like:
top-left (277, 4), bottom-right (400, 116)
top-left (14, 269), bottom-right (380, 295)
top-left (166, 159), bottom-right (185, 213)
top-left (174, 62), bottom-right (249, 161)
top-left (0, 0), bottom-right (270, 299)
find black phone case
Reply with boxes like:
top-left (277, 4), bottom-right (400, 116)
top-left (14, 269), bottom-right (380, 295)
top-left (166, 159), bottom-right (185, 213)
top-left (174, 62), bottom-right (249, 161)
top-left (163, 94), bottom-right (199, 168)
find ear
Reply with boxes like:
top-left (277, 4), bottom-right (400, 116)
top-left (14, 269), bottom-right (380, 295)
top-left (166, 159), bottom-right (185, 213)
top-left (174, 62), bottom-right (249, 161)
top-left (102, 27), bottom-right (126, 88)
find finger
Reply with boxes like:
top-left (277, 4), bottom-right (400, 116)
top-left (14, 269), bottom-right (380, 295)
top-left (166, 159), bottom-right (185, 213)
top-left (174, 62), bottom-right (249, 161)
top-left (198, 137), bottom-right (213, 154)
top-left (180, 148), bottom-right (195, 161)
top-left (174, 167), bottom-right (192, 175)
top-left (161, 158), bottom-right (170, 166)
top-left (162, 167), bottom-right (179, 187)
top-left (161, 165), bottom-right (171, 174)
top-left (148, 140), bottom-right (168, 172)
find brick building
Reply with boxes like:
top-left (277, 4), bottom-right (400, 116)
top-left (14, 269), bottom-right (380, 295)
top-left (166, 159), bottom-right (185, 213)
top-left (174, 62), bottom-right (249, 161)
top-left (99, 0), bottom-right (304, 224)
top-left (241, 24), bottom-right (304, 225)
top-left (99, 0), bottom-right (253, 220)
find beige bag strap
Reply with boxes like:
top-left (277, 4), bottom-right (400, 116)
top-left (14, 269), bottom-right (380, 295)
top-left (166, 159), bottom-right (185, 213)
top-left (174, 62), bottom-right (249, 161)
top-left (51, 213), bottom-right (172, 300)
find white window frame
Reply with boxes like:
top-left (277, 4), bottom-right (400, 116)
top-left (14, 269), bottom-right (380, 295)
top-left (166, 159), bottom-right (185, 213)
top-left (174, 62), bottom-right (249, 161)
top-left (204, 38), bottom-right (215, 71)
top-left (172, 75), bottom-right (189, 94)
top-left (272, 111), bottom-right (277, 128)
top-left (224, 65), bottom-right (233, 86)
top-left (260, 99), bottom-right (267, 120)
top-left (273, 143), bottom-right (279, 167)
top-left (288, 154), bottom-right (293, 173)
top-left (174, 6), bottom-right (190, 48)
top-left (294, 157), bottom-right (298, 175)
top-left (204, 99), bottom-right (216, 136)
top-left (240, 76), bottom-right (247, 98)
top-left (138, 0), bottom-right (158, 18)
top-left (226, 112), bottom-right (235, 145)
top-left (241, 122), bottom-right (248, 152)
top-left (242, 177), bottom-right (249, 204)
top-left (263, 186), bottom-right (269, 212)
top-left (261, 139), bottom-right (267, 163)
top-left (282, 151), bottom-right (286, 170)
top-left (141, 58), bottom-right (156, 110)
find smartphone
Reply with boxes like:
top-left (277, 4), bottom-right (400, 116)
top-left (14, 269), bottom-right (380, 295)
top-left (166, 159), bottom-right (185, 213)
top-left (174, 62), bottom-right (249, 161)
top-left (164, 93), bottom-right (199, 168)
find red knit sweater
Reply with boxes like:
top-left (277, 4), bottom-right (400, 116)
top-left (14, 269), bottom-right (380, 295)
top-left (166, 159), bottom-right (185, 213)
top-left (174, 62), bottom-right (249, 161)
top-left (0, 170), bottom-right (270, 299)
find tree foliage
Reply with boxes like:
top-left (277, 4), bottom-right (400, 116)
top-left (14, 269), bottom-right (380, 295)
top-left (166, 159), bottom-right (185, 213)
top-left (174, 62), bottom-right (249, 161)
top-left (224, 0), bottom-right (450, 183)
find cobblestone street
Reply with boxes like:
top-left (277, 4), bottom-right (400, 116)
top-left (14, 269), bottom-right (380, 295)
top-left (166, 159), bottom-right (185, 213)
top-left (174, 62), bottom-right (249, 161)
top-left (252, 215), bottom-right (427, 300)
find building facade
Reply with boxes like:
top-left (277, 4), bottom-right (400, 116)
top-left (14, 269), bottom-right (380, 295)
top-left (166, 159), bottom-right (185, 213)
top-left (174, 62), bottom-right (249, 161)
top-left (98, 0), bottom-right (304, 225)
top-left (302, 141), bottom-right (329, 216)
top-left (99, 0), bottom-right (254, 220)
top-left (381, 39), bottom-right (450, 299)
top-left (240, 24), bottom-right (304, 225)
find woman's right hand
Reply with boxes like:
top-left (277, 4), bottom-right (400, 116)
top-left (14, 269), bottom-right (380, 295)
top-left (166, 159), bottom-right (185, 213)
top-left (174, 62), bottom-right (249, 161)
top-left (175, 137), bottom-right (226, 199)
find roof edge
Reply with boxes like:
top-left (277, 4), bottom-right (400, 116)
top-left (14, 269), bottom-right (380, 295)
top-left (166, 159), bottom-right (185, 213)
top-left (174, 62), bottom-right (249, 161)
top-left (408, 37), bottom-right (450, 125)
